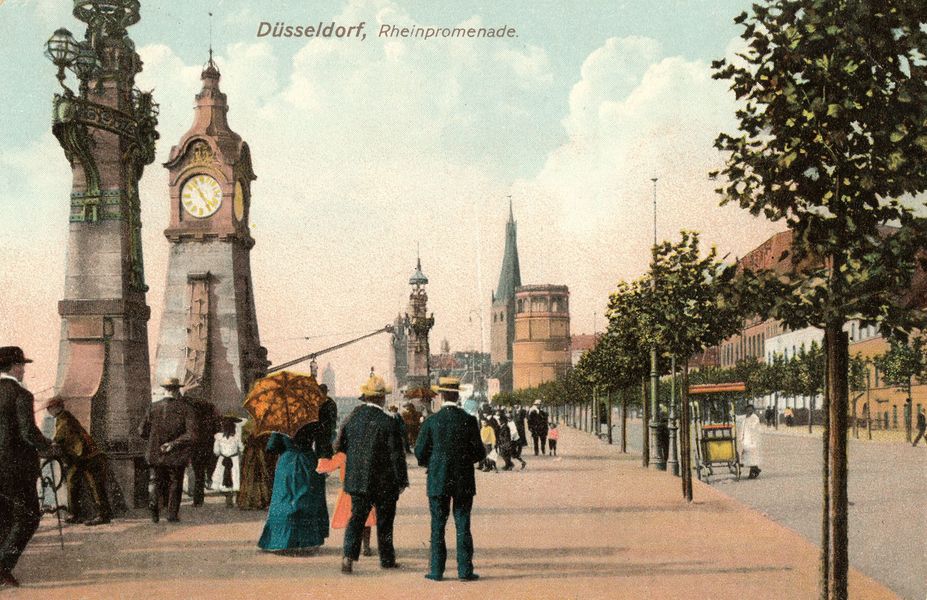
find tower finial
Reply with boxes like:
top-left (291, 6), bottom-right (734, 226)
top-left (508, 194), bottom-right (514, 222)
top-left (209, 12), bottom-right (214, 62)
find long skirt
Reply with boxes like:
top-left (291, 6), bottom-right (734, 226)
top-left (258, 449), bottom-right (329, 551)
top-left (237, 439), bottom-right (273, 510)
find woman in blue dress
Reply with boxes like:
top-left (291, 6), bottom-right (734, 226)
top-left (258, 423), bottom-right (330, 553)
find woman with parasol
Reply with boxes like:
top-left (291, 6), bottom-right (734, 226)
top-left (246, 371), bottom-right (331, 553)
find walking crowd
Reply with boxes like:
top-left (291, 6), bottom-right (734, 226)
top-left (0, 344), bottom-right (560, 588)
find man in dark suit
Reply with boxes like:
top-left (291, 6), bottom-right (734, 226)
top-left (137, 378), bottom-right (197, 523)
top-left (0, 346), bottom-right (53, 588)
top-left (415, 377), bottom-right (486, 582)
top-left (183, 390), bottom-right (220, 507)
top-left (335, 374), bottom-right (408, 574)
top-left (315, 384), bottom-right (337, 459)
top-left (527, 400), bottom-right (549, 456)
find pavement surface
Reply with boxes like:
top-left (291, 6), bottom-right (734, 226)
top-left (8, 426), bottom-right (898, 600)
top-left (598, 416), bottom-right (924, 599)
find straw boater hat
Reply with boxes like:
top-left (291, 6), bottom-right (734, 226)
top-left (360, 374), bottom-right (390, 398)
top-left (432, 377), bottom-right (461, 394)
top-left (161, 377), bottom-right (182, 390)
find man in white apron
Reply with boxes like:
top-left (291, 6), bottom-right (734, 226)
top-left (738, 405), bottom-right (763, 479)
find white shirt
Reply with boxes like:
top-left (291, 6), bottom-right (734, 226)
top-left (0, 373), bottom-right (22, 385)
top-left (364, 401), bottom-right (390, 415)
top-left (441, 401), bottom-right (460, 409)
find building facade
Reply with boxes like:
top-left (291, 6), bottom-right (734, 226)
top-left (513, 285), bottom-right (571, 390)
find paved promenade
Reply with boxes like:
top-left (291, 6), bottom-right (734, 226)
top-left (10, 426), bottom-right (897, 599)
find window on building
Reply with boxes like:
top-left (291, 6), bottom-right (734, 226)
top-left (892, 405), bottom-right (898, 429)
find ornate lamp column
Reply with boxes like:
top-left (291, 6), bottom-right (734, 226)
top-left (404, 256), bottom-right (435, 412)
top-left (649, 177), bottom-right (666, 469)
top-left (47, 0), bottom-right (159, 506)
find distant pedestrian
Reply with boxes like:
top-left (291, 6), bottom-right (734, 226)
top-left (0, 347), bottom-right (53, 588)
top-left (388, 405), bottom-right (410, 453)
top-left (316, 384), bottom-right (337, 459)
top-left (46, 397), bottom-right (111, 526)
top-left (335, 374), bottom-right (408, 574)
top-left (137, 378), bottom-right (198, 523)
top-left (415, 377), bottom-right (485, 582)
top-left (527, 400), bottom-right (549, 455)
top-left (212, 416), bottom-right (244, 507)
top-left (547, 422), bottom-right (559, 456)
top-left (494, 412), bottom-right (514, 470)
top-left (479, 419), bottom-right (495, 471)
top-left (764, 406), bottom-right (774, 427)
top-left (738, 405), bottom-right (763, 479)
top-left (507, 415), bottom-right (527, 470)
top-left (784, 406), bottom-right (794, 428)
top-left (912, 409), bottom-right (926, 447)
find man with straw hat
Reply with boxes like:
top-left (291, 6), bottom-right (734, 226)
top-left (335, 372), bottom-right (408, 574)
top-left (0, 346), bottom-right (53, 588)
top-left (415, 377), bottom-right (486, 582)
top-left (137, 378), bottom-right (197, 523)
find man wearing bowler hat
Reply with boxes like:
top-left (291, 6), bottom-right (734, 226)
top-left (0, 346), bottom-right (53, 588)
top-left (335, 373), bottom-right (408, 574)
top-left (137, 378), bottom-right (197, 523)
top-left (415, 377), bottom-right (486, 582)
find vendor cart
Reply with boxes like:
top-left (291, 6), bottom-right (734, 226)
top-left (688, 383), bottom-right (744, 484)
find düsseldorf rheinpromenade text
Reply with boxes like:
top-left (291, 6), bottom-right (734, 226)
top-left (256, 21), bottom-right (518, 40)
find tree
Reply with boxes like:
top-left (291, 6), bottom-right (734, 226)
top-left (713, 3), bottom-right (927, 597)
top-left (874, 336), bottom-right (926, 441)
top-left (637, 231), bottom-right (744, 501)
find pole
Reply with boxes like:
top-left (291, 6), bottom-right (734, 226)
top-left (649, 177), bottom-right (664, 469)
top-left (621, 388), bottom-right (628, 453)
top-left (641, 378), bottom-right (650, 468)
top-left (667, 355), bottom-right (679, 476)
top-left (607, 389), bottom-right (613, 445)
top-left (866, 370), bottom-right (872, 441)
top-left (681, 360), bottom-right (692, 502)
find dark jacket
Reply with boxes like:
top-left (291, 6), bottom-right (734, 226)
top-left (137, 397), bottom-right (198, 466)
top-left (315, 396), bottom-right (337, 458)
top-left (527, 408), bottom-right (549, 436)
top-left (415, 404), bottom-right (486, 498)
top-left (514, 408), bottom-right (528, 447)
top-left (187, 398), bottom-right (220, 454)
top-left (335, 403), bottom-right (408, 497)
top-left (0, 377), bottom-right (51, 483)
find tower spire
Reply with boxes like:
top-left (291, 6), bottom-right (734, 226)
top-left (508, 194), bottom-right (514, 223)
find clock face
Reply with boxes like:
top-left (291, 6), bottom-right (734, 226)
top-left (181, 174), bottom-right (223, 218)
top-left (233, 181), bottom-right (245, 222)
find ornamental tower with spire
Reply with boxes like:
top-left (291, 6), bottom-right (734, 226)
top-left (489, 198), bottom-right (522, 392)
top-left (152, 51), bottom-right (268, 416)
top-left (404, 255), bottom-right (435, 409)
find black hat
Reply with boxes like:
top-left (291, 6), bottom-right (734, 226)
top-left (0, 346), bottom-right (33, 367)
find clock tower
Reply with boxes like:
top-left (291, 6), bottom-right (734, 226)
top-left (153, 55), bottom-right (268, 415)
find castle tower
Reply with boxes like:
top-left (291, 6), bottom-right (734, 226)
top-left (390, 312), bottom-right (409, 393)
top-left (153, 54), bottom-right (268, 417)
top-left (513, 285), bottom-right (571, 390)
top-left (404, 257), bottom-right (434, 409)
top-left (489, 199), bottom-right (522, 392)
top-left (50, 0), bottom-right (160, 501)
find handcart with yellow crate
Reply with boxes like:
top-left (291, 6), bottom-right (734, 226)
top-left (688, 382), bottom-right (745, 483)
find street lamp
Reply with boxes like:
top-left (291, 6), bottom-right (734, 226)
top-left (468, 309), bottom-right (485, 400)
top-left (649, 177), bottom-right (666, 470)
top-left (45, 28), bottom-right (81, 91)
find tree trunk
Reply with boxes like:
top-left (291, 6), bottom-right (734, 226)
top-left (825, 324), bottom-right (849, 600)
top-left (774, 392), bottom-right (779, 430)
top-left (809, 393), bottom-right (814, 434)
top-left (820, 331), bottom-right (831, 600)
top-left (621, 388), bottom-right (628, 453)
top-left (642, 378), bottom-right (650, 467)
top-left (681, 360), bottom-right (692, 502)
top-left (607, 389), bottom-right (613, 445)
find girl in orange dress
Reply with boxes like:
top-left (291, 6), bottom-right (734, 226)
top-left (316, 452), bottom-right (375, 556)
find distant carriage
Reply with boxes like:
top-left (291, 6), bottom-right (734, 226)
top-left (689, 383), bottom-right (744, 483)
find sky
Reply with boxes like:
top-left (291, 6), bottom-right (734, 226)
top-left (0, 0), bottom-right (781, 397)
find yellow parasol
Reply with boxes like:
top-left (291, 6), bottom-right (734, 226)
top-left (243, 371), bottom-right (325, 437)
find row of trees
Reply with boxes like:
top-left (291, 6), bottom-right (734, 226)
top-left (499, 3), bottom-right (927, 597)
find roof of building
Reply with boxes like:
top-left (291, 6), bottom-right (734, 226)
top-left (494, 198), bottom-right (522, 303)
top-left (570, 333), bottom-right (599, 353)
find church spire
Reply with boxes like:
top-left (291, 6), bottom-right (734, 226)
top-left (494, 196), bottom-right (521, 302)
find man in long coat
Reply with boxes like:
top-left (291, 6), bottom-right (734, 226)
top-left (0, 346), bottom-right (52, 588)
top-left (46, 397), bottom-right (111, 525)
top-left (415, 377), bottom-right (485, 582)
top-left (527, 400), bottom-right (549, 456)
top-left (184, 391), bottom-right (220, 507)
top-left (137, 379), bottom-right (198, 522)
top-left (335, 374), bottom-right (408, 573)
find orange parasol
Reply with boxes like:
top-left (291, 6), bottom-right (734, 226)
top-left (243, 371), bottom-right (325, 437)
